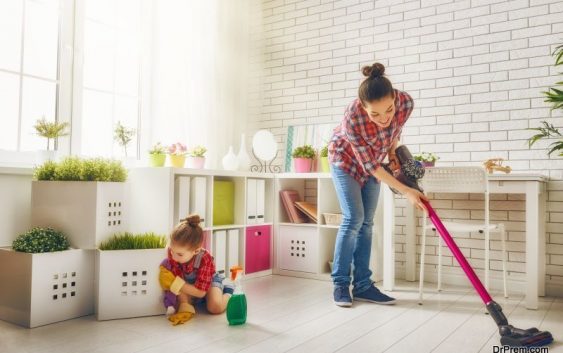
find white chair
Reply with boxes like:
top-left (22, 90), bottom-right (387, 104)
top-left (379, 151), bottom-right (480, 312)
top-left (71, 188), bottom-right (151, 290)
top-left (418, 167), bottom-right (508, 303)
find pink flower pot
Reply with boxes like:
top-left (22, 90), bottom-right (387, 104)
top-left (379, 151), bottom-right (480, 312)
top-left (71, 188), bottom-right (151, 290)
top-left (187, 156), bottom-right (205, 169)
top-left (421, 161), bottom-right (435, 168)
top-left (294, 158), bottom-right (312, 173)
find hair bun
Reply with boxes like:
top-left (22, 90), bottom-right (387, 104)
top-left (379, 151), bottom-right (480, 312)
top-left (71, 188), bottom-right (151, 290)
top-left (361, 62), bottom-right (385, 79)
top-left (186, 214), bottom-right (201, 227)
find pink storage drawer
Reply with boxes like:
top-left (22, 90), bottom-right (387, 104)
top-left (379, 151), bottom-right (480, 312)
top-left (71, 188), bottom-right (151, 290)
top-left (245, 225), bottom-right (271, 274)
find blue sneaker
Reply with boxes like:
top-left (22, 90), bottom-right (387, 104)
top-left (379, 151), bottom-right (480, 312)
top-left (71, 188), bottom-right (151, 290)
top-left (333, 286), bottom-right (352, 307)
top-left (353, 285), bottom-right (396, 305)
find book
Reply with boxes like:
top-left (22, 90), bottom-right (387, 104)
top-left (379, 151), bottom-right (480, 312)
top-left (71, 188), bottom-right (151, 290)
top-left (294, 201), bottom-right (318, 223)
top-left (279, 190), bottom-right (308, 223)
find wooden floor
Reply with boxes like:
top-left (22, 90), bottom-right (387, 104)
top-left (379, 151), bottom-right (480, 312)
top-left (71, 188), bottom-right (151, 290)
top-left (1, 275), bottom-right (562, 353)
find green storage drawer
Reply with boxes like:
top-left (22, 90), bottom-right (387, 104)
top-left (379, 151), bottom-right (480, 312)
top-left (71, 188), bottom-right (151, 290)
top-left (213, 180), bottom-right (235, 225)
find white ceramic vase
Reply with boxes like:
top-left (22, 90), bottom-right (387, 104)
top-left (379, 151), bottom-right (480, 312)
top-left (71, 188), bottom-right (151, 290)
top-left (237, 133), bottom-right (251, 171)
top-left (222, 146), bottom-right (239, 171)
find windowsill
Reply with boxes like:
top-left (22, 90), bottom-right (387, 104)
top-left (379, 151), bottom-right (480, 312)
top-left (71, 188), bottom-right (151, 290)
top-left (0, 165), bottom-right (34, 176)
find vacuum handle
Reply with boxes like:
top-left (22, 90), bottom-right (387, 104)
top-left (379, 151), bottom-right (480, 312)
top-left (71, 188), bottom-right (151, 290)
top-left (422, 199), bottom-right (493, 305)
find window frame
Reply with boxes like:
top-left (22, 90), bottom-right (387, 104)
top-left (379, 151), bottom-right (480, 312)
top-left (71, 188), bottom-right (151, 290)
top-left (0, 0), bottom-right (74, 167)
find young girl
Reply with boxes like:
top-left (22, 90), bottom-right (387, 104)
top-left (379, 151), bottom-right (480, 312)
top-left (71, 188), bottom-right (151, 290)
top-left (159, 214), bottom-right (234, 325)
top-left (328, 62), bottom-right (428, 307)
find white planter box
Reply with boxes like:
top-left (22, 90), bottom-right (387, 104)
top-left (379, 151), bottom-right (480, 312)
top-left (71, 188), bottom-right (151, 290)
top-left (95, 248), bottom-right (166, 320)
top-left (31, 181), bottom-right (127, 249)
top-left (0, 248), bottom-right (94, 328)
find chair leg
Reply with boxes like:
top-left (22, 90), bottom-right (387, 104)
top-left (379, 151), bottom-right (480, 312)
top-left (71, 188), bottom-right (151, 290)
top-left (418, 216), bottom-right (428, 304)
top-left (500, 224), bottom-right (508, 298)
top-left (437, 231), bottom-right (442, 292)
top-left (485, 229), bottom-right (490, 292)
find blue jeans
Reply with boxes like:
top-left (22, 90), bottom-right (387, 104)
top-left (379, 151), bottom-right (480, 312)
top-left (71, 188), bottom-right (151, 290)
top-left (331, 165), bottom-right (380, 294)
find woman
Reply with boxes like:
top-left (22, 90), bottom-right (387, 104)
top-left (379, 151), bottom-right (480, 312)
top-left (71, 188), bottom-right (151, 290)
top-left (328, 62), bottom-right (427, 307)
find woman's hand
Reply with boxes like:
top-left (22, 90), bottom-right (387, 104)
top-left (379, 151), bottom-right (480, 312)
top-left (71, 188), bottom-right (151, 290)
top-left (404, 188), bottom-right (428, 212)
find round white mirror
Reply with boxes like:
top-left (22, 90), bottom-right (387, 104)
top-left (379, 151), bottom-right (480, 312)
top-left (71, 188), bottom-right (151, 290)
top-left (252, 130), bottom-right (278, 161)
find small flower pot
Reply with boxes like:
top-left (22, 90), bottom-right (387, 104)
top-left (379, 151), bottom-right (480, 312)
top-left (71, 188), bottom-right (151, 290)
top-left (187, 156), bottom-right (205, 169)
top-left (149, 153), bottom-right (166, 167)
top-left (169, 155), bottom-right (186, 168)
top-left (320, 157), bottom-right (330, 172)
top-left (421, 161), bottom-right (435, 167)
top-left (294, 158), bottom-right (312, 173)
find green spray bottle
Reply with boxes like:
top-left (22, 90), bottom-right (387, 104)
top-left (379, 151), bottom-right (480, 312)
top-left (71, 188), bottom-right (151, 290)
top-left (226, 265), bottom-right (247, 325)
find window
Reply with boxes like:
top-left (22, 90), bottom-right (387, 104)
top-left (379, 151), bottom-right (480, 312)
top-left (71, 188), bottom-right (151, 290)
top-left (0, 0), bottom-right (67, 153)
top-left (76, 0), bottom-right (145, 158)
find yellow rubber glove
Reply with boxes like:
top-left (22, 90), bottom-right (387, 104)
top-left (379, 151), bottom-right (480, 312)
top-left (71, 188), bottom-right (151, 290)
top-left (159, 266), bottom-right (186, 295)
top-left (168, 302), bottom-right (195, 326)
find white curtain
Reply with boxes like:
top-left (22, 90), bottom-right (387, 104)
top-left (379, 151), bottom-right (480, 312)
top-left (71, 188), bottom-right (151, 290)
top-left (149, 0), bottom-right (259, 168)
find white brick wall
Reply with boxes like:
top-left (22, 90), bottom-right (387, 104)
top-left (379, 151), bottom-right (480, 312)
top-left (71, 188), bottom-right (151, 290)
top-left (249, 0), bottom-right (563, 295)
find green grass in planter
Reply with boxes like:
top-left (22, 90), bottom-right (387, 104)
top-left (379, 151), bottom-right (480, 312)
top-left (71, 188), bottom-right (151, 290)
top-left (34, 157), bottom-right (128, 182)
top-left (12, 227), bottom-right (70, 253)
top-left (99, 232), bottom-right (167, 250)
top-left (33, 160), bottom-right (57, 181)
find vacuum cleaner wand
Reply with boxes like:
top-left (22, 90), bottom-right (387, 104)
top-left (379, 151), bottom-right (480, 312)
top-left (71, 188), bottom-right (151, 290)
top-left (391, 145), bottom-right (553, 348)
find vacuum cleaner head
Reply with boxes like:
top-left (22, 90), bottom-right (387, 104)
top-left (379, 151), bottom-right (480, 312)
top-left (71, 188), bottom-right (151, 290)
top-left (499, 327), bottom-right (553, 347)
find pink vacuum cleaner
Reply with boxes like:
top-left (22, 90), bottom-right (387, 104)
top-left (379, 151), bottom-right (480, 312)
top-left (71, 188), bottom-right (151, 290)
top-left (388, 145), bottom-right (554, 348)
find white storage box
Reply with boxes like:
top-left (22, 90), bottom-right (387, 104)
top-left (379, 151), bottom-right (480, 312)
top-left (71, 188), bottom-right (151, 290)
top-left (323, 213), bottom-right (342, 226)
top-left (95, 248), bottom-right (166, 320)
top-left (31, 181), bottom-right (127, 249)
top-left (279, 225), bottom-right (318, 273)
top-left (0, 248), bottom-right (94, 328)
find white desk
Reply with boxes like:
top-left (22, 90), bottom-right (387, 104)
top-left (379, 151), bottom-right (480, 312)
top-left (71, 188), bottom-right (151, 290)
top-left (382, 173), bottom-right (548, 310)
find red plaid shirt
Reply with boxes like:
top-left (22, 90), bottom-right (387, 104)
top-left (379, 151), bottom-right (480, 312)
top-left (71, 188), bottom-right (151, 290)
top-left (328, 89), bottom-right (414, 186)
top-left (161, 249), bottom-right (215, 292)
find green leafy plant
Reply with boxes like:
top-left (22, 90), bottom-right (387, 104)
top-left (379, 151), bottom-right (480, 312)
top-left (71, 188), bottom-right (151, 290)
top-left (543, 44), bottom-right (563, 110)
top-left (54, 157), bottom-right (83, 181)
top-left (292, 145), bottom-right (316, 159)
top-left (99, 232), bottom-right (167, 250)
top-left (33, 116), bottom-right (69, 151)
top-left (414, 152), bottom-right (439, 162)
top-left (34, 157), bottom-right (127, 182)
top-left (528, 44), bottom-right (563, 157)
top-left (12, 227), bottom-right (70, 253)
top-left (114, 121), bottom-right (136, 157)
top-left (320, 146), bottom-right (328, 158)
top-left (189, 145), bottom-right (207, 157)
top-left (149, 142), bottom-right (166, 155)
top-left (33, 160), bottom-right (57, 181)
top-left (527, 121), bottom-right (563, 157)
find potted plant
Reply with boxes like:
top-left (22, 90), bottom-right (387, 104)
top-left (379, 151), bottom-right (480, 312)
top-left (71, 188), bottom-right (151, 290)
top-left (33, 116), bottom-right (69, 163)
top-left (148, 142), bottom-right (166, 167)
top-left (528, 44), bottom-right (563, 157)
top-left (187, 145), bottom-right (207, 169)
top-left (114, 121), bottom-right (136, 161)
top-left (96, 232), bottom-right (167, 320)
top-left (414, 152), bottom-right (439, 167)
top-left (319, 145), bottom-right (329, 172)
top-left (292, 145), bottom-right (316, 173)
top-left (528, 121), bottom-right (562, 157)
top-left (0, 227), bottom-right (94, 328)
top-left (32, 157), bottom-right (128, 249)
top-left (167, 142), bottom-right (187, 168)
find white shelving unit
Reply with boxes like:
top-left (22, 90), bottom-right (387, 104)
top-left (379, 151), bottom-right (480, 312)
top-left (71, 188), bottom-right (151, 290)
top-left (128, 167), bottom-right (275, 278)
top-left (274, 173), bottom-right (334, 280)
top-left (274, 172), bottom-right (387, 282)
top-left (128, 168), bottom-right (386, 282)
